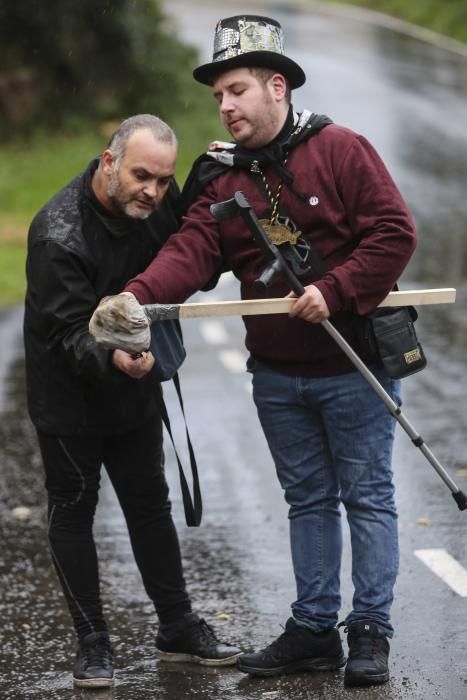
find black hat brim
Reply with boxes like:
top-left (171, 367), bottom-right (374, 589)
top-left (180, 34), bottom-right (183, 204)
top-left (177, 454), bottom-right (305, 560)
top-left (193, 51), bottom-right (306, 89)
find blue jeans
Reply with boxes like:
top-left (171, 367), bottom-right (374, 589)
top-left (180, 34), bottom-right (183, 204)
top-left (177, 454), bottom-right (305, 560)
top-left (251, 362), bottom-right (401, 638)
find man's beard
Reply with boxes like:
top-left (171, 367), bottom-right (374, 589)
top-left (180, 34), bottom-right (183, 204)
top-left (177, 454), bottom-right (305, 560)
top-left (107, 170), bottom-right (155, 220)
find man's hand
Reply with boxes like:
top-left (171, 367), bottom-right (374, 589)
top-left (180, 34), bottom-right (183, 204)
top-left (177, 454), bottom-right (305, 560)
top-left (89, 292), bottom-right (151, 354)
top-left (112, 349), bottom-right (155, 379)
top-left (288, 285), bottom-right (330, 323)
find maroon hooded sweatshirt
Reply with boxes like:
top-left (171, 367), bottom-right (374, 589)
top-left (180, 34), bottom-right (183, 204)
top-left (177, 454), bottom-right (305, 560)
top-left (125, 122), bottom-right (417, 377)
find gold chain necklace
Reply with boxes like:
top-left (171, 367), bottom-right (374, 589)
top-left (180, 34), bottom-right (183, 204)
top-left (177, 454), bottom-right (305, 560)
top-left (261, 158), bottom-right (287, 224)
top-left (258, 159), bottom-right (302, 245)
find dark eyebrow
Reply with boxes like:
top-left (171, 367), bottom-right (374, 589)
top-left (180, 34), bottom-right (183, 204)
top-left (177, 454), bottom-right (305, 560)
top-left (132, 167), bottom-right (152, 176)
top-left (132, 166), bottom-right (174, 180)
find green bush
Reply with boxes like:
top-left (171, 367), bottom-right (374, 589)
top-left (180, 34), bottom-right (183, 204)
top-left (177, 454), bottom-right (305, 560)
top-left (324, 0), bottom-right (467, 43)
top-left (0, 0), bottom-right (206, 136)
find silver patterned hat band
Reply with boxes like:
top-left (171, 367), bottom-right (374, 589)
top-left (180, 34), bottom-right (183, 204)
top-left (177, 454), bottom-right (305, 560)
top-left (193, 15), bottom-right (306, 89)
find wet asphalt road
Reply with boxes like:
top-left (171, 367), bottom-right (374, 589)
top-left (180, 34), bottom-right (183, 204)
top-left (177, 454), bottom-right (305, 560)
top-left (1, 1), bottom-right (467, 698)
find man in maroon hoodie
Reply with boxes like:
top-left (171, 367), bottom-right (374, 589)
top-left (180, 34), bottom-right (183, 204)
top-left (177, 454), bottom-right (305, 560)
top-left (90, 15), bottom-right (417, 688)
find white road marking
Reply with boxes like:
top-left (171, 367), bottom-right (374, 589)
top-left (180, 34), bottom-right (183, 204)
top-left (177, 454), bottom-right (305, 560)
top-left (198, 317), bottom-right (251, 391)
top-left (219, 349), bottom-right (247, 374)
top-left (200, 321), bottom-right (229, 345)
top-left (204, 331), bottom-right (467, 597)
top-left (414, 548), bottom-right (467, 597)
top-left (216, 271), bottom-right (236, 288)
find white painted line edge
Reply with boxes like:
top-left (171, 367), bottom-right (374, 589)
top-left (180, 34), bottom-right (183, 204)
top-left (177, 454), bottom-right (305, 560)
top-left (218, 349), bottom-right (247, 374)
top-left (199, 321), bottom-right (229, 345)
top-left (414, 548), bottom-right (467, 597)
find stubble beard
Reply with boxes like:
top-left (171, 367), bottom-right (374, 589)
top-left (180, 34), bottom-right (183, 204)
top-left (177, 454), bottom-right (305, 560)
top-left (234, 90), bottom-right (279, 149)
top-left (107, 169), bottom-right (154, 220)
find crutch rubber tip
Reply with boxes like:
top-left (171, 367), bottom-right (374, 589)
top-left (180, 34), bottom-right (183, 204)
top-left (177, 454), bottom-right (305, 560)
top-left (452, 490), bottom-right (467, 511)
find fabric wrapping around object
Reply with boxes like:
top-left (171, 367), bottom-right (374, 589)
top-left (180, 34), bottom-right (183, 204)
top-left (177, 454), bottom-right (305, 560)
top-left (149, 320), bottom-right (186, 381)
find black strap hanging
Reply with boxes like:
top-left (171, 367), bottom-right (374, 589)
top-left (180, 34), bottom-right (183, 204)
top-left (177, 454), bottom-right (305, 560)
top-left (157, 373), bottom-right (202, 527)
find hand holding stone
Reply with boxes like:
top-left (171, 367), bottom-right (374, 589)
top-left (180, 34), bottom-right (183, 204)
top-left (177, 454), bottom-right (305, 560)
top-left (89, 292), bottom-right (151, 354)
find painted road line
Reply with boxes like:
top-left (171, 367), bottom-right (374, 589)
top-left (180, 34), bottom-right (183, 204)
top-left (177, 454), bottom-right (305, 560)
top-left (414, 549), bottom-right (467, 597)
top-left (216, 271), bottom-right (236, 288)
top-left (200, 321), bottom-right (229, 345)
top-left (219, 349), bottom-right (247, 374)
top-left (198, 319), bottom-right (250, 385)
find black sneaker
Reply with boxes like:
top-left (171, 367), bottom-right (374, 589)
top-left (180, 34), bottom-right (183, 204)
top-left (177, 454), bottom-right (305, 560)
top-left (343, 621), bottom-right (390, 687)
top-left (73, 631), bottom-right (114, 688)
top-left (155, 612), bottom-right (242, 666)
top-left (237, 618), bottom-right (346, 677)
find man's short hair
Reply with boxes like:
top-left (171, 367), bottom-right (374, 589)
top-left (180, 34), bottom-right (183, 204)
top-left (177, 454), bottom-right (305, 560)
top-left (249, 67), bottom-right (292, 104)
top-left (108, 114), bottom-right (177, 165)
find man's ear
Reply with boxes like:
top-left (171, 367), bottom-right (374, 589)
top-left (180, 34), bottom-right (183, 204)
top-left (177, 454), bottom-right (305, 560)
top-left (101, 149), bottom-right (114, 176)
top-left (270, 73), bottom-right (287, 101)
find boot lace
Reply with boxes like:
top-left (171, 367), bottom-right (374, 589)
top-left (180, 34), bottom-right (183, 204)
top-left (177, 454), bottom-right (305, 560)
top-left (82, 637), bottom-right (113, 670)
top-left (261, 624), bottom-right (309, 662)
top-left (338, 623), bottom-right (383, 660)
top-left (192, 619), bottom-right (220, 649)
top-left (348, 634), bottom-right (377, 660)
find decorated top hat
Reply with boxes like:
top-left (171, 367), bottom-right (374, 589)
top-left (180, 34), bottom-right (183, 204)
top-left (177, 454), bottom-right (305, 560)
top-left (193, 15), bottom-right (305, 89)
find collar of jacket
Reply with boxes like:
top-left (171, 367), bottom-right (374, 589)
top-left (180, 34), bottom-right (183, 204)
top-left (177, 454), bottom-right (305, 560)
top-left (83, 158), bottom-right (143, 239)
top-left (205, 107), bottom-right (332, 185)
top-left (179, 109), bottom-right (333, 214)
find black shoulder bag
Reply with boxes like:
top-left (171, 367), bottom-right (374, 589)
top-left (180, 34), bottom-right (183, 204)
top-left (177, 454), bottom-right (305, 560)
top-left (359, 304), bottom-right (427, 379)
top-left (289, 242), bottom-right (427, 379)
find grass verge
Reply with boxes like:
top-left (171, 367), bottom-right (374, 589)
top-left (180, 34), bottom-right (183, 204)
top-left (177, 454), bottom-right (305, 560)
top-left (0, 245), bottom-right (27, 307)
top-left (322, 0), bottom-right (467, 44)
top-left (0, 105), bottom-right (222, 308)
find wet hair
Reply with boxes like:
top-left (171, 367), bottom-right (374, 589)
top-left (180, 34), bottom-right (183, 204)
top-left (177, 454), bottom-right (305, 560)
top-left (107, 114), bottom-right (177, 166)
top-left (249, 67), bottom-right (292, 103)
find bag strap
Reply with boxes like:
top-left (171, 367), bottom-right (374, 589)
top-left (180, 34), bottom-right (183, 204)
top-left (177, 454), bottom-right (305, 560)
top-left (157, 373), bottom-right (202, 527)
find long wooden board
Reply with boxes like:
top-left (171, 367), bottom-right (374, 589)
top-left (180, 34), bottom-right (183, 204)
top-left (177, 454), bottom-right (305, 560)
top-left (144, 288), bottom-right (456, 322)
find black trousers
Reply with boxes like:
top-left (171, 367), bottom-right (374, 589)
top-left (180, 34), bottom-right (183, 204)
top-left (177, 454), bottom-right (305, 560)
top-left (37, 417), bottom-right (191, 641)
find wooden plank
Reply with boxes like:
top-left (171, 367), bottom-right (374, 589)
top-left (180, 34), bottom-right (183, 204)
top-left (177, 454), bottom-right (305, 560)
top-left (170, 288), bottom-right (456, 319)
top-left (378, 288), bottom-right (456, 307)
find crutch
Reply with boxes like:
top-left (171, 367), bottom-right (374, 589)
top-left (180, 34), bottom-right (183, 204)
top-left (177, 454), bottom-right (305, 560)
top-left (210, 191), bottom-right (467, 512)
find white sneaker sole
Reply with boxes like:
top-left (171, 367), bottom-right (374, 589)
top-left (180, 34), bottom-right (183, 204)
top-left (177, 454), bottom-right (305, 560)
top-left (155, 648), bottom-right (242, 667)
top-left (73, 676), bottom-right (114, 688)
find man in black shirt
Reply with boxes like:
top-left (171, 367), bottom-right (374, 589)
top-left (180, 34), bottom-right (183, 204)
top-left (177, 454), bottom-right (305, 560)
top-left (23, 114), bottom-right (240, 688)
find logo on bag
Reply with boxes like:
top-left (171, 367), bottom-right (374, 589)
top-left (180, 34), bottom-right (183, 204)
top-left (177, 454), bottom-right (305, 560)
top-left (309, 195), bottom-right (319, 206)
top-left (404, 348), bottom-right (422, 365)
